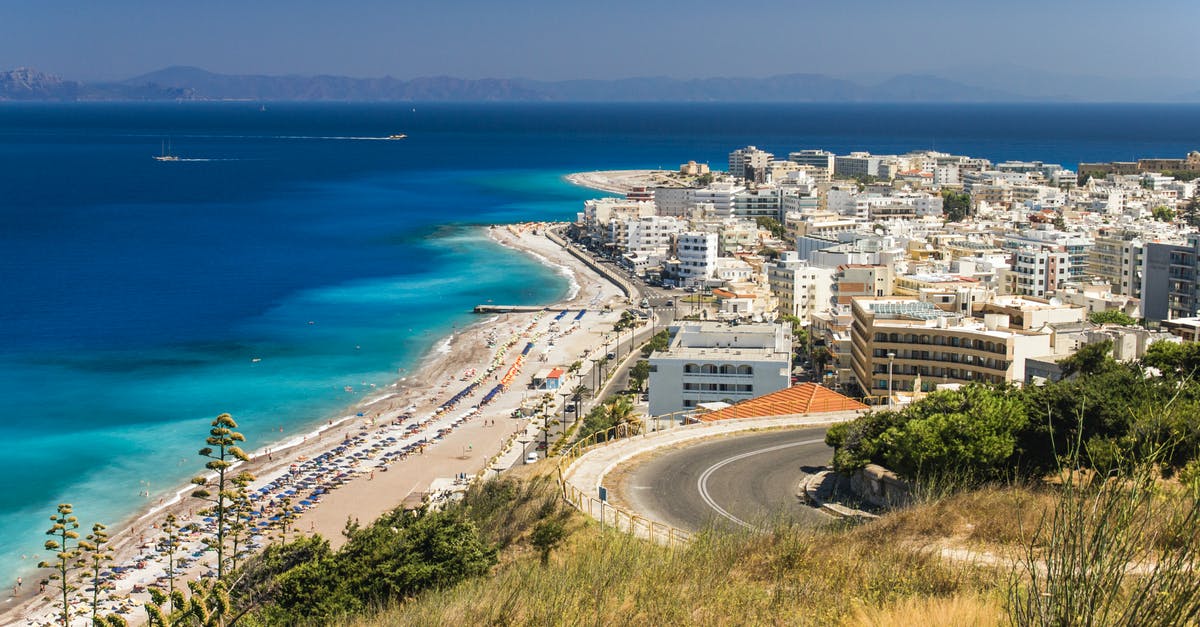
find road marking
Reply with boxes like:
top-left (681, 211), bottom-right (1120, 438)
top-left (696, 439), bottom-right (825, 529)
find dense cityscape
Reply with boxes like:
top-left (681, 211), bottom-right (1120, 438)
top-left (570, 147), bottom-right (1200, 412)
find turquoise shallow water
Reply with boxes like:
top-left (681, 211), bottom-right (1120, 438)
top-left (2, 101), bottom-right (1199, 583)
top-left (0, 226), bottom-right (569, 579)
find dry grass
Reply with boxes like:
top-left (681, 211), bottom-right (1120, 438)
top-left (355, 500), bottom-right (1001, 626)
top-left (846, 594), bottom-right (1004, 627)
top-left (858, 484), bottom-right (1055, 549)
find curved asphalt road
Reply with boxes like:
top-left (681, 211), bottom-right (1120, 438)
top-left (615, 428), bottom-right (833, 532)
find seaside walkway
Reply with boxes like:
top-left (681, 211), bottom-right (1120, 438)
top-left (473, 305), bottom-right (570, 314)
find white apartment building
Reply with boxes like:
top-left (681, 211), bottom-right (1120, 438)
top-left (675, 231), bottom-right (719, 286)
top-left (731, 186), bottom-right (783, 220)
top-left (767, 251), bottom-right (834, 321)
top-left (693, 182), bottom-right (744, 218)
top-left (653, 187), bottom-right (697, 218)
top-left (611, 215), bottom-right (684, 256)
top-left (648, 321), bottom-right (792, 414)
top-left (789, 149), bottom-right (836, 171)
top-left (1011, 248), bottom-right (1070, 297)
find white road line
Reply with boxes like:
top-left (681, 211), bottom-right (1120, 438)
top-left (696, 439), bottom-right (825, 529)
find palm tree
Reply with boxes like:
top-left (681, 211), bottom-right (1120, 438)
top-left (569, 384), bottom-right (590, 407)
top-left (607, 396), bottom-right (644, 437)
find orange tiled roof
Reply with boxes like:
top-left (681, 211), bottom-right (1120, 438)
top-left (697, 383), bottom-right (867, 422)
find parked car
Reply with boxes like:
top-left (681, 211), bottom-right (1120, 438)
top-left (525, 452), bottom-right (539, 464)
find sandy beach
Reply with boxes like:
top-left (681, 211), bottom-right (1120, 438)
top-left (6, 224), bottom-right (626, 626)
top-left (564, 169), bottom-right (684, 196)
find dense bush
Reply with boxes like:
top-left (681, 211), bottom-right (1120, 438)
top-left (828, 341), bottom-right (1200, 484)
top-left (240, 507), bottom-right (497, 624)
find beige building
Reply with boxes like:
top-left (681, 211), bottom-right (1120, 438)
top-left (849, 298), bottom-right (1059, 397)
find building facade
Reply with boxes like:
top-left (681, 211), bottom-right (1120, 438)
top-left (648, 321), bottom-right (792, 415)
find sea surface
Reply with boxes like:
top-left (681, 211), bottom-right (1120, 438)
top-left (2, 102), bottom-right (1200, 581)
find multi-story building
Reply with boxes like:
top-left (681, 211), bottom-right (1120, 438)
top-left (789, 149), bottom-right (836, 172)
top-left (767, 252), bottom-right (834, 321)
top-left (849, 298), bottom-right (1055, 397)
top-left (729, 146), bottom-right (774, 182)
top-left (835, 152), bottom-right (884, 178)
top-left (693, 182), bottom-right (744, 218)
top-left (1088, 227), bottom-right (1148, 297)
top-left (648, 321), bottom-right (792, 414)
top-left (1011, 248), bottom-right (1070, 297)
top-left (674, 231), bottom-right (719, 286)
top-left (1142, 234), bottom-right (1200, 321)
top-left (832, 264), bottom-right (893, 305)
top-left (731, 186), bottom-right (783, 220)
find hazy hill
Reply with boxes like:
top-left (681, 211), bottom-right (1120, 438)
top-left (0, 67), bottom-right (194, 101)
top-left (9, 65), bottom-right (1196, 102)
top-left (7, 65), bottom-right (1018, 102)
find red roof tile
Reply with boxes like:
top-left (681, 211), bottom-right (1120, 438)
top-left (697, 383), bottom-right (867, 422)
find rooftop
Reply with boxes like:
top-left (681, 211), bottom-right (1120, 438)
top-left (697, 383), bottom-right (867, 422)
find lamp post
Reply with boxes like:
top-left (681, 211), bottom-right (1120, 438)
top-left (887, 352), bottom-right (896, 407)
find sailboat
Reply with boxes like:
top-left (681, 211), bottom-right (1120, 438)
top-left (153, 139), bottom-right (180, 162)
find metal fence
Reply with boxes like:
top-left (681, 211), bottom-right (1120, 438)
top-left (556, 420), bottom-right (693, 548)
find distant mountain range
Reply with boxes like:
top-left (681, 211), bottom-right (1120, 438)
top-left (2, 66), bottom-right (1197, 103)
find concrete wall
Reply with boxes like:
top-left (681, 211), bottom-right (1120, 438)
top-left (849, 464), bottom-right (911, 508)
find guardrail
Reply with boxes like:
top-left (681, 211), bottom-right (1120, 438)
top-left (556, 417), bottom-right (694, 548)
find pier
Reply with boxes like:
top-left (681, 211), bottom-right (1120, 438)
top-left (473, 305), bottom-right (572, 314)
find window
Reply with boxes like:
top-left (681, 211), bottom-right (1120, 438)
top-left (737, 365), bottom-right (753, 375)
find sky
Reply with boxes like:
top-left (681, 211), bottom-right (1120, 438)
top-left (2, 0), bottom-right (1199, 84)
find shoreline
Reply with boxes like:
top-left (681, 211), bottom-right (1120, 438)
top-left (563, 169), bottom-right (682, 196)
top-left (6, 222), bottom-right (625, 626)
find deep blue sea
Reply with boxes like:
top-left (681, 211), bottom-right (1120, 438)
top-left (1, 102), bottom-right (1199, 581)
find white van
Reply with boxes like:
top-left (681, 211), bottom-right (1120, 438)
top-left (525, 452), bottom-right (538, 464)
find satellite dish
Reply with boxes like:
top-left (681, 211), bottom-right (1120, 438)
top-left (874, 228), bottom-right (884, 235)
top-left (1049, 297), bottom-right (1063, 306)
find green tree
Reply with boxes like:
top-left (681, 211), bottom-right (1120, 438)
top-left (641, 329), bottom-right (671, 357)
top-left (530, 519), bottom-right (566, 565)
top-left (827, 385), bottom-right (1028, 482)
top-left (754, 216), bottom-right (788, 240)
top-left (628, 360), bottom-right (651, 392)
top-left (1181, 197), bottom-right (1200, 228)
top-left (191, 413), bottom-right (252, 580)
top-left (80, 522), bottom-right (113, 626)
top-left (1058, 339), bottom-right (1115, 378)
top-left (252, 507), bottom-right (496, 624)
top-left (941, 190), bottom-right (971, 222)
top-left (39, 503), bottom-right (82, 627)
top-left (1088, 309), bottom-right (1137, 326)
top-left (1152, 205), bottom-right (1176, 222)
top-left (811, 346), bottom-right (833, 376)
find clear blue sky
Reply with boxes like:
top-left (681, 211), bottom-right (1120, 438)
top-left (3, 0), bottom-right (1198, 82)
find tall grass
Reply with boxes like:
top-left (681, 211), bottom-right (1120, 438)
top-left (359, 515), bottom-right (997, 626)
top-left (1008, 453), bottom-right (1200, 625)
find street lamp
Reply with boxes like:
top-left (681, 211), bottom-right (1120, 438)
top-left (887, 352), bottom-right (896, 407)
